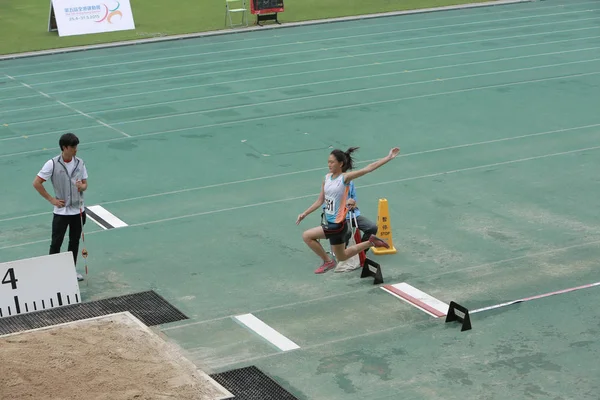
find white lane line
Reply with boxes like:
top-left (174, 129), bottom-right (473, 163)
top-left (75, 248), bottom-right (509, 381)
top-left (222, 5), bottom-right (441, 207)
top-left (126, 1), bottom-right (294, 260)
top-left (8, 57), bottom-right (600, 130)
top-left (3, 143), bottom-right (599, 249)
top-left (4, 75), bottom-right (130, 138)
top-left (10, 45), bottom-right (600, 125)
top-left (3, 0), bottom-right (596, 70)
top-left (2, 32), bottom-right (598, 118)
top-left (8, 9), bottom-right (592, 79)
top-left (1, 121), bottom-right (599, 224)
top-left (1, 69), bottom-right (600, 161)
top-left (123, 144), bottom-right (600, 228)
top-left (13, 15), bottom-right (600, 86)
top-left (2, 25), bottom-right (597, 104)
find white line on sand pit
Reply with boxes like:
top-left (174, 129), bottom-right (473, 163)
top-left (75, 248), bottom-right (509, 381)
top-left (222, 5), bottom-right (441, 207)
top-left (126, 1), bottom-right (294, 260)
top-left (234, 313), bottom-right (300, 352)
top-left (382, 283), bottom-right (449, 318)
top-left (86, 205), bottom-right (128, 228)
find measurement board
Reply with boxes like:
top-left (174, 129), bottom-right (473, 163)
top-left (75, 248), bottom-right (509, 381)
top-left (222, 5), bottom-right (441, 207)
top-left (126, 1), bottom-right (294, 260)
top-left (0, 252), bottom-right (81, 318)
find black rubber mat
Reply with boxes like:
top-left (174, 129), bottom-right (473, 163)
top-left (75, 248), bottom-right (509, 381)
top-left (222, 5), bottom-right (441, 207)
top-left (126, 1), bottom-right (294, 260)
top-left (211, 366), bottom-right (298, 400)
top-left (0, 290), bottom-right (187, 335)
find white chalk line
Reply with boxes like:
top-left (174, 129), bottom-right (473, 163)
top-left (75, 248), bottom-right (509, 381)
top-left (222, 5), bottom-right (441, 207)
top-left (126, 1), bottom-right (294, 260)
top-left (2, 143), bottom-right (600, 250)
top-left (2, 122), bottom-right (598, 225)
top-left (1, 69), bottom-right (600, 161)
top-left (31, 64), bottom-right (600, 129)
top-left (2, 32), bottom-right (598, 120)
top-left (2, 24), bottom-right (597, 106)
top-left (428, 240), bottom-right (600, 280)
top-left (4, 141), bottom-right (598, 247)
top-left (4, 44), bottom-right (599, 126)
top-left (84, 46), bottom-right (600, 116)
top-left (8, 9), bottom-right (593, 81)
top-left (3, 76), bottom-right (130, 138)
top-left (103, 144), bottom-right (600, 227)
top-left (4, 0), bottom-right (593, 72)
top-left (11, 15), bottom-right (600, 93)
top-left (0, 212), bottom-right (49, 223)
top-left (1, 13), bottom-right (595, 94)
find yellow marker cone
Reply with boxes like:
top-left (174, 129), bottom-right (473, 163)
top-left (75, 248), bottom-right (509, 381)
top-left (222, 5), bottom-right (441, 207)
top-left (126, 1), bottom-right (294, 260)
top-left (372, 198), bottom-right (397, 255)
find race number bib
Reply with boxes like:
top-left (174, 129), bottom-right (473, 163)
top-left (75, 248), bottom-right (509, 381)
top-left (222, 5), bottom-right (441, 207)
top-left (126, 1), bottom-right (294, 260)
top-left (324, 195), bottom-right (336, 215)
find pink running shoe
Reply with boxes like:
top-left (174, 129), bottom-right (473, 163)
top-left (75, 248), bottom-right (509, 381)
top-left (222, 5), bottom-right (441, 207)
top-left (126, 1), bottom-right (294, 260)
top-left (314, 259), bottom-right (336, 274)
top-left (368, 235), bottom-right (390, 249)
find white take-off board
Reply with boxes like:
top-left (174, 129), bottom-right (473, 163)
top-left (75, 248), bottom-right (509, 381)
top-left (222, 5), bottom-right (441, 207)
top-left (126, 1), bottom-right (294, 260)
top-left (0, 252), bottom-right (81, 318)
top-left (49, 0), bottom-right (136, 37)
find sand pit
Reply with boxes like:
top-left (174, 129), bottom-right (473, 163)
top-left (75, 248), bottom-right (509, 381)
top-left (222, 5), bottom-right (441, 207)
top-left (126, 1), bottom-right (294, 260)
top-left (0, 312), bottom-right (232, 400)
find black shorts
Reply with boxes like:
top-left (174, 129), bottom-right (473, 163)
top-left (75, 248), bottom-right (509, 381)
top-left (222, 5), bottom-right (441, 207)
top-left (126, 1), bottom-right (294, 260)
top-left (322, 220), bottom-right (350, 245)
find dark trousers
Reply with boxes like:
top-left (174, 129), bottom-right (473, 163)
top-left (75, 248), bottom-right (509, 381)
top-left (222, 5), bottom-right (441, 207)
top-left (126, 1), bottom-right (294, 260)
top-left (50, 212), bottom-right (86, 265)
top-left (346, 215), bottom-right (378, 246)
top-left (346, 215), bottom-right (377, 253)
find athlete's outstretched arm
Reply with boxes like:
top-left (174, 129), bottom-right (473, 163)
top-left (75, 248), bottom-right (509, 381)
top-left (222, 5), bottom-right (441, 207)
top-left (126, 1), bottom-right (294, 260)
top-left (344, 147), bottom-right (400, 183)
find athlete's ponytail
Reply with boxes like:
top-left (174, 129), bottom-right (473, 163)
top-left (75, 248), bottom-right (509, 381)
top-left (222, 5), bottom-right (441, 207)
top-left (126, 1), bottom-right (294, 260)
top-left (343, 147), bottom-right (359, 172)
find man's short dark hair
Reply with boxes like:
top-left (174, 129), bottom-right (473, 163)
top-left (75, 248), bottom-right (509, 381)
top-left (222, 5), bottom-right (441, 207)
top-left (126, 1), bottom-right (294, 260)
top-left (59, 133), bottom-right (79, 151)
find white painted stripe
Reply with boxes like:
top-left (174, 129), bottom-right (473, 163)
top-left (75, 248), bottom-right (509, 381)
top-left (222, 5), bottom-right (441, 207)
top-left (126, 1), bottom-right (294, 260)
top-left (1, 24), bottom-right (596, 106)
top-left (234, 313), bottom-right (300, 352)
top-left (87, 205), bottom-right (128, 228)
top-left (24, 15), bottom-right (600, 91)
top-left (2, 32), bottom-right (598, 121)
top-left (0, 122), bottom-right (598, 221)
top-left (7, 44), bottom-right (597, 125)
top-left (8, 8), bottom-right (589, 80)
top-left (13, 1), bottom-right (580, 78)
top-left (114, 58), bottom-right (600, 126)
top-left (55, 99), bottom-right (131, 138)
top-left (8, 58), bottom-right (598, 133)
top-left (5, 66), bottom-right (596, 152)
top-left (2, 144), bottom-right (600, 251)
top-left (2, 140), bottom-right (600, 228)
top-left (1, 0), bottom-right (593, 65)
top-left (393, 283), bottom-right (449, 315)
top-left (4, 75), bottom-right (130, 138)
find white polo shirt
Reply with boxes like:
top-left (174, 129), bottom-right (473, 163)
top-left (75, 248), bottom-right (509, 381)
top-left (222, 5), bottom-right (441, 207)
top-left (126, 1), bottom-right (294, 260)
top-left (38, 157), bottom-right (88, 216)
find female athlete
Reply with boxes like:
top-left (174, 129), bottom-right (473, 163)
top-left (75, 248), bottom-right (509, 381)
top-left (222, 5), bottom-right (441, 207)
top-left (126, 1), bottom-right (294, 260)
top-left (296, 146), bottom-right (400, 273)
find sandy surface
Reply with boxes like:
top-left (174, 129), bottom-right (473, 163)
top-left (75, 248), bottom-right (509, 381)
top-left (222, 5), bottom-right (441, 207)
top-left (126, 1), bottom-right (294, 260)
top-left (0, 313), bottom-right (230, 400)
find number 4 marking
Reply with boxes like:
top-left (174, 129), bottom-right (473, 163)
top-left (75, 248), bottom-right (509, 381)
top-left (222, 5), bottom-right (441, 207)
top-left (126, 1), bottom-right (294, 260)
top-left (2, 268), bottom-right (18, 290)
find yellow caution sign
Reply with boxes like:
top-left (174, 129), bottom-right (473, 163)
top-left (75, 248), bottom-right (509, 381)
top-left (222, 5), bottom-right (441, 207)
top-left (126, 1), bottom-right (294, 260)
top-left (372, 198), bottom-right (397, 255)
